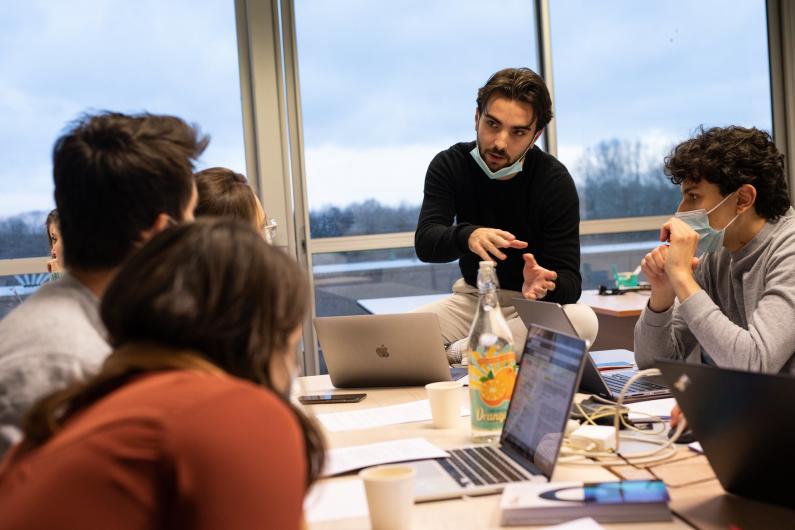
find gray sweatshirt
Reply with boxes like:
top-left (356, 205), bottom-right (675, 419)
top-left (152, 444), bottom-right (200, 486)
top-left (0, 274), bottom-right (110, 455)
top-left (634, 208), bottom-right (795, 375)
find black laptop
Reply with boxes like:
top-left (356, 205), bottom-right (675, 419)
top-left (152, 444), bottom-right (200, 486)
top-left (657, 360), bottom-right (795, 509)
top-left (513, 298), bottom-right (670, 402)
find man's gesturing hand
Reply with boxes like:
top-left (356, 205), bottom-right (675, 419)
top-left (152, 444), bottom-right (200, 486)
top-left (522, 253), bottom-right (557, 300)
top-left (468, 228), bottom-right (528, 262)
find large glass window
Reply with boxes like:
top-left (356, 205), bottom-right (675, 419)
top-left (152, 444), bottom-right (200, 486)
top-left (0, 274), bottom-right (47, 320)
top-left (314, 248), bottom-right (459, 317)
top-left (580, 231), bottom-right (659, 290)
top-left (295, 0), bottom-right (539, 238)
top-left (550, 0), bottom-right (772, 220)
top-left (312, 232), bottom-right (662, 320)
top-left (0, 0), bottom-right (246, 260)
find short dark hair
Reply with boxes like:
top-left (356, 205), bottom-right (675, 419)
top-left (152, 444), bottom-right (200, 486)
top-left (665, 126), bottom-right (791, 222)
top-left (195, 167), bottom-right (260, 226)
top-left (53, 111), bottom-right (208, 270)
top-left (23, 219), bottom-right (325, 486)
top-left (476, 67), bottom-right (553, 132)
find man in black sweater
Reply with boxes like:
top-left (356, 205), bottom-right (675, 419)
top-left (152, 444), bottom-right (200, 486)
top-left (414, 67), bottom-right (582, 362)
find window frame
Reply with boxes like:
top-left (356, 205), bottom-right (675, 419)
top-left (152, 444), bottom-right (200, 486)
top-left (2, 0), bottom-right (792, 376)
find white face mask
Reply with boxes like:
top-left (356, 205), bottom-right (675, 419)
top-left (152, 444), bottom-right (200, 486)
top-left (674, 192), bottom-right (739, 255)
top-left (469, 143), bottom-right (531, 179)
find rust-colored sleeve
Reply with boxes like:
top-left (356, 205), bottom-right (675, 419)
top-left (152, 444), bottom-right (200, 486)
top-left (164, 386), bottom-right (307, 530)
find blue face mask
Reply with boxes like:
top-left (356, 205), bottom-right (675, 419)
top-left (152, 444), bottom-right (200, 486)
top-left (469, 142), bottom-right (533, 180)
top-left (674, 192), bottom-right (739, 256)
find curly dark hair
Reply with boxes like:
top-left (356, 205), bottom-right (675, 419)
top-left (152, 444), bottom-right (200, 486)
top-left (665, 125), bottom-right (790, 222)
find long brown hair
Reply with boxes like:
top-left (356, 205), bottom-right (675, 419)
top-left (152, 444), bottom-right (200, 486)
top-left (21, 218), bottom-right (325, 485)
top-left (194, 167), bottom-right (262, 227)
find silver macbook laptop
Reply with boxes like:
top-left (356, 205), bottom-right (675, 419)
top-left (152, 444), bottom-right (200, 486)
top-left (513, 298), bottom-right (670, 403)
top-left (313, 313), bottom-right (452, 388)
top-left (407, 325), bottom-right (588, 501)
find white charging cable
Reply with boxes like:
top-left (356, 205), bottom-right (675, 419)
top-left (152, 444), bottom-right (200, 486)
top-left (559, 368), bottom-right (686, 466)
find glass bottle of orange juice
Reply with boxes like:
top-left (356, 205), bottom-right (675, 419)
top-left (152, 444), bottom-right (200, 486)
top-left (467, 261), bottom-right (517, 443)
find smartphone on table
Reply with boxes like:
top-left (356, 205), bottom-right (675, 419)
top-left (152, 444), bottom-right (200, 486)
top-left (298, 392), bottom-right (367, 405)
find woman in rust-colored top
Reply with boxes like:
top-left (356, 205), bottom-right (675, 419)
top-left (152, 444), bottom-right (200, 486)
top-left (0, 219), bottom-right (325, 530)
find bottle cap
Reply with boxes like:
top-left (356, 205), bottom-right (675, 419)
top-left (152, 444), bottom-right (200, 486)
top-left (479, 260), bottom-right (496, 268)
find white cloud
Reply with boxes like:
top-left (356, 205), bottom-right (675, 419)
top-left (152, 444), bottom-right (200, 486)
top-left (304, 143), bottom-right (449, 209)
top-left (0, 192), bottom-right (53, 216)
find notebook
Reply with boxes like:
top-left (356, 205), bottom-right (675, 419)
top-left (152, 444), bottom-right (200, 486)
top-left (313, 313), bottom-right (452, 388)
top-left (405, 325), bottom-right (588, 501)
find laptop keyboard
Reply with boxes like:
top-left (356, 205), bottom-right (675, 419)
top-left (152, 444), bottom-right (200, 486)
top-left (436, 447), bottom-right (527, 487)
top-left (605, 372), bottom-right (668, 394)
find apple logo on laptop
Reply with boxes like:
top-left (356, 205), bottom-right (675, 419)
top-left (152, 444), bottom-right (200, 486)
top-left (376, 344), bottom-right (390, 358)
top-left (674, 374), bottom-right (691, 392)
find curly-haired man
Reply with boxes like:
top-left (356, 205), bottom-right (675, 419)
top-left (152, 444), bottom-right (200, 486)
top-left (634, 125), bottom-right (795, 374)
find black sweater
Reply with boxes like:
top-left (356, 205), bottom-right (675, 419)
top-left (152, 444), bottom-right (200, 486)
top-left (415, 141), bottom-right (581, 303)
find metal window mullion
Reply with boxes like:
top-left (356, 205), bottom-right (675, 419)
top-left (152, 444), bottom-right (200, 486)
top-left (235, 0), bottom-right (320, 375)
top-left (306, 215), bottom-right (670, 255)
top-left (768, 0), bottom-right (795, 201)
top-left (535, 0), bottom-right (557, 157)
top-left (0, 257), bottom-right (49, 276)
top-left (280, 0), bottom-right (320, 376)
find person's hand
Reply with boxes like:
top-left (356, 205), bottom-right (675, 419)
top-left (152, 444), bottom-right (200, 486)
top-left (521, 254), bottom-right (557, 300)
top-left (660, 218), bottom-right (699, 285)
top-left (670, 404), bottom-right (684, 428)
top-left (640, 245), bottom-right (676, 312)
top-left (660, 217), bottom-right (701, 301)
top-left (47, 258), bottom-right (62, 273)
top-left (641, 245), bottom-right (672, 290)
top-left (468, 228), bottom-right (528, 262)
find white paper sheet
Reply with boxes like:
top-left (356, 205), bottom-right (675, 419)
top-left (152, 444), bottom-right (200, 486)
top-left (316, 399), bottom-right (469, 432)
top-left (626, 398), bottom-right (677, 421)
top-left (323, 437), bottom-right (449, 476)
top-left (304, 479), bottom-right (369, 523)
top-left (689, 441), bottom-right (703, 453)
top-left (542, 517), bottom-right (606, 530)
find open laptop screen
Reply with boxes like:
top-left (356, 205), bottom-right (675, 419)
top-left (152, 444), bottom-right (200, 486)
top-left (500, 326), bottom-right (586, 478)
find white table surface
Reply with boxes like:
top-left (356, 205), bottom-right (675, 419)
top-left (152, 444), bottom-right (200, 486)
top-left (295, 375), bottom-right (694, 530)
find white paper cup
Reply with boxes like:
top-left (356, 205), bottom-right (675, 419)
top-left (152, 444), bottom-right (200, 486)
top-left (359, 465), bottom-right (415, 530)
top-left (425, 381), bottom-right (462, 429)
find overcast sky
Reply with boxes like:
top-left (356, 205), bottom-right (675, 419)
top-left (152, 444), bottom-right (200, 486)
top-left (1, 0), bottom-right (772, 219)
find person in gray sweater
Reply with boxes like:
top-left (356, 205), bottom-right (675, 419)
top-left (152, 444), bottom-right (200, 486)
top-left (0, 112), bottom-right (207, 455)
top-left (635, 125), bottom-right (795, 375)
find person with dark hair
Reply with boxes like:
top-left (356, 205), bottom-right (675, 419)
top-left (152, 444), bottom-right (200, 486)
top-left (635, 125), bottom-right (795, 374)
top-left (45, 209), bottom-right (63, 280)
top-left (0, 112), bottom-right (207, 455)
top-left (414, 67), bottom-right (583, 362)
top-left (194, 167), bottom-right (277, 243)
top-left (0, 219), bottom-right (324, 529)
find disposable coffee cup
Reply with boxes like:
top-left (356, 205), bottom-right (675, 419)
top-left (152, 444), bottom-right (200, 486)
top-left (359, 465), bottom-right (415, 530)
top-left (425, 381), bottom-right (462, 429)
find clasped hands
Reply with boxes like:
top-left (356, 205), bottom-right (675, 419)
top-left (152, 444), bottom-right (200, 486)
top-left (467, 227), bottom-right (557, 300)
top-left (640, 217), bottom-right (702, 311)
